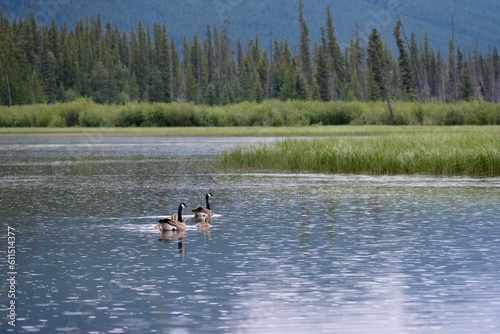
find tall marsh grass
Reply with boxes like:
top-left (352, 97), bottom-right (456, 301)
top-left (219, 128), bottom-right (500, 176)
top-left (1, 99), bottom-right (499, 127)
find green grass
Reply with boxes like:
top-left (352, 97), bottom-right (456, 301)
top-left (1, 99), bottom-right (499, 128)
top-left (0, 125), bottom-right (409, 137)
top-left (219, 127), bottom-right (500, 177)
top-left (2, 123), bottom-right (498, 177)
top-left (0, 125), bottom-right (483, 138)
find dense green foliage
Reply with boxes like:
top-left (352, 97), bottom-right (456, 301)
top-left (1, 2), bottom-right (499, 110)
top-left (219, 128), bottom-right (500, 177)
top-left (1, 99), bottom-right (499, 127)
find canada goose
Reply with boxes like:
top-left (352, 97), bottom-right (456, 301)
top-left (153, 212), bottom-right (179, 230)
top-left (192, 192), bottom-right (213, 219)
top-left (158, 203), bottom-right (187, 231)
top-left (195, 215), bottom-right (212, 229)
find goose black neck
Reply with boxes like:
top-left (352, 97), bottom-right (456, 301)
top-left (177, 205), bottom-right (183, 221)
top-left (205, 195), bottom-right (211, 210)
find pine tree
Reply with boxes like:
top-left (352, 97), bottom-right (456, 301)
top-left (60, 23), bottom-right (79, 94)
top-left (448, 40), bottom-right (458, 102)
top-left (367, 28), bottom-right (385, 101)
top-left (298, 0), bottom-right (313, 87)
top-left (40, 24), bottom-right (59, 103)
top-left (315, 45), bottom-right (329, 101)
top-left (205, 25), bottom-right (215, 85)
top-left (74, 19), bottom-right (93, 97)
top-left (181, 37), bottom-right (195, 102)
top-left (150, 23), bottom-right (170, 102)
top-left (239, 57), bottom-right (254, 102)
top-left (324, 5), bottom-right (344, 100)
top-left (343, 25), bottom-right (365, 100)
top-left (279, 61), bottom-right (298, 101)
top-left (189, 33), bottom-right (207, 103)
top-left (436, 50), bottom-right (447, 102)
top-left (459, 68), bottom-right (474, 100)
top-left (135, 21), bottom-right (150, 101)
top-left (271, 41), bottom-right (285, 98)
top-left (393, 21), bottom-right (416, 100)
top-left (170, 39), bottom-right (180, 102)
top-left (489, 48), bottom-right (499, 102)
top-left (255, 50), bottom-right (269, 102)
top-left (367, 28), bottom-right (395, 123)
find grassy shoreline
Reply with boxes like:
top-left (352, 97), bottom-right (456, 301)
top-left (1, 125), bottom-right (498, 137)
top-left (219, 127), bottom-right (500, 177)
top-left (2, 124), bottom-right (498, 177)
top-left (0, 125), bottom-right (397, 137)
top-left (1, 99), bottom-right (499, 128)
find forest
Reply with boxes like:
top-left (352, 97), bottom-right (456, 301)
top-left (1, 1), bottom-right (499, 108)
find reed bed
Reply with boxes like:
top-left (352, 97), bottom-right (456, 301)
top-left (219, 128), bottom-right (500, 177)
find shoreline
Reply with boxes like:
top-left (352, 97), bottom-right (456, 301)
top-left (1, 125), bottom-right (498, 137)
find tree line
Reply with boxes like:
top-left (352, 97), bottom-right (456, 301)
top-left (1, 1), bottom-right (499, 107)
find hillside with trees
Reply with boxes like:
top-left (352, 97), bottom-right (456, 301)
top-left (2, 0), bottom-right (499, 52)
top-left (0, 1), bottom-right (499, 107)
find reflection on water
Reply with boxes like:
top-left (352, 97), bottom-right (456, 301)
top-left (1, 135), bottom-right (499, 333)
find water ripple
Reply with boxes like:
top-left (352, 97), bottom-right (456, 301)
top-left (1, 136), bottom-right (499, 333)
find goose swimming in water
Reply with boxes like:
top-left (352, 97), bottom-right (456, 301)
top-left (192, 192), bottom-right (213, 219)
top-left (195, 215), bottom-right (212, 229)
top-left (158, 203), bottom-right (187, 231)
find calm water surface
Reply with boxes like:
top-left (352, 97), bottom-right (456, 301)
top-left (1, 135), bottom-right (499, 333)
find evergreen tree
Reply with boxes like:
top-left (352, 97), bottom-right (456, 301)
top-left (41, 37), bottom-right (58, 104)
top-left (255, 50), bottom-right (269, 102)
top-left (60, 24), bottom-right (79, 94)
top-left (150, 23), bottom-right (170, 102)
top-left (367, 28), bottom-right (386, 101)
top-left (343, 25), bottom-right (365, 100)
top-left (459, 68), bottom-right (474, 100)
top-left (181, 37), bottom-right (195, 101)
top-left (135, 21), bottom-right (150, 101)
top-left (2, 10), bottom-right (500, 106)
top-left (315, 45), bottom-right (329, 101)
top-left (436, 50), bottom-right (447, 102)
top-left (74, 19), bottom-right (93, 97)
top-left (489, 48), bottom-right (499, 102)
top-left (393, 21), bottom-right (416, 100)
top-left (448, 40), bottom-right (458, 102)
top-left (324, 5), bottom-right (344, 100)
top-left (189, 33), bottom-right (206, 103)
top-left (220, 83), bottom-right (232, 105)
top-left (271, 41), bottom-right (285, 99)
top-left (298, 0), bottom-right (313, 87)
top-left (170, 39), bottom-right (180, 102)
top-left (205, 25), bottom-right (215, 85)
top-left (279, 61), bottom-right (298, 101)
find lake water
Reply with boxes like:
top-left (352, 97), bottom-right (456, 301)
top-left (1, 134), bottom-right (499, 334)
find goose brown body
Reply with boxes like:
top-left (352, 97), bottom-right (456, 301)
top-left (195, 215), bottom-right (212, 229)
top-left (158, 203), bottom-right (187, 231)
top-left (192, 192), bottom-right (213, 218)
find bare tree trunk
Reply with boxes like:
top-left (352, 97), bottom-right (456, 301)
top-left (382, 86), bottom-right (395, 124)
top-left (452, 16), bottom-right (459, 102)
top-left (170, 41), bottom-right (174, 102)
top-left (491, 49), bottom-right (499, 102)
top-left (386, 94), bottom-right (395, 124)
